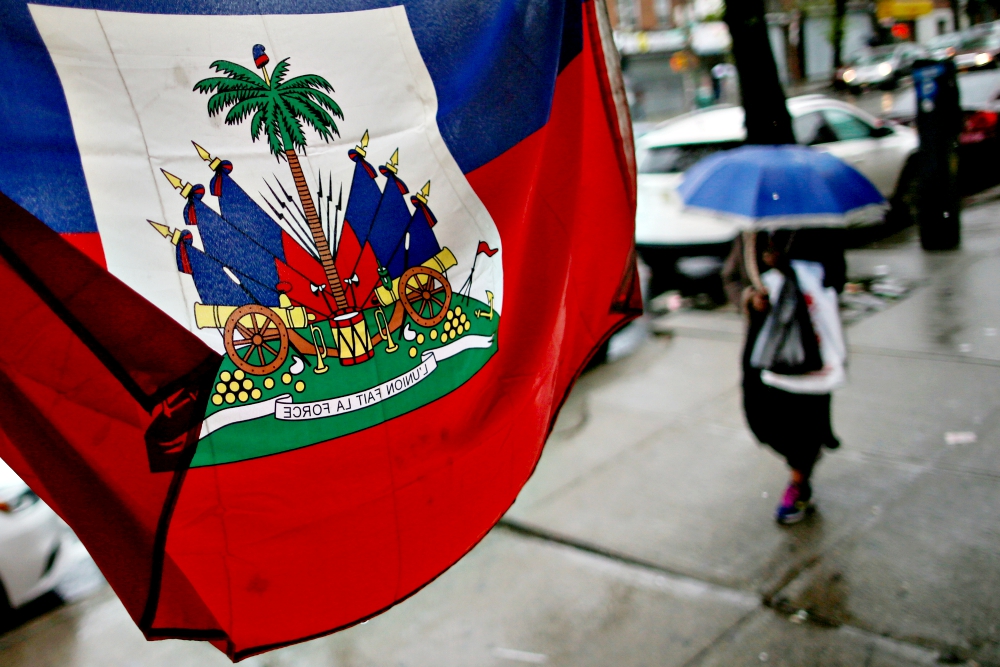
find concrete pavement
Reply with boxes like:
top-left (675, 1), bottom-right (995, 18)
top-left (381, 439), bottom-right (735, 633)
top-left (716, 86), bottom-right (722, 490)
top-left (3, 203), bottom-right (1000, 665)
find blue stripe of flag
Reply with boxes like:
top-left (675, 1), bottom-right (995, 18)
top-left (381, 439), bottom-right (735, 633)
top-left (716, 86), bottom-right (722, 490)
top-left (0, 0), bottom-right (584, 234)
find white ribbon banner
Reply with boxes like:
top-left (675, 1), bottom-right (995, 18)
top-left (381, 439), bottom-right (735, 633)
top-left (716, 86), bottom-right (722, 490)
top-left (199, 335), bottom-right (493, 438)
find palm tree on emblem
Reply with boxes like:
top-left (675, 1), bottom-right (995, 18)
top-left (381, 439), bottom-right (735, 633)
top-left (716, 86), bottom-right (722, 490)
top-left (194, 44), bottom-right (350, 312)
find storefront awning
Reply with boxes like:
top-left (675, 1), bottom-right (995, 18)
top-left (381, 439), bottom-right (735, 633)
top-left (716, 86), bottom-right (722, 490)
top-left (877, 0), bottom-right (935, 20)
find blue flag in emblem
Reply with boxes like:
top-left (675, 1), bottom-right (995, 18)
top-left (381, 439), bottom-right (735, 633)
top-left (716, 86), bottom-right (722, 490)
top-left (367, 156), bottom-right (413, 277)
top-left (183, 187), bottom-right (281, 306)
top-left (382, 184), bottom-right (441, 278)
top-left (176, 230), bottom-right (251, 306)
top-left (210, 160), bottom-right (286, 262)
top-left (345, 146), bottom-right (382, 250)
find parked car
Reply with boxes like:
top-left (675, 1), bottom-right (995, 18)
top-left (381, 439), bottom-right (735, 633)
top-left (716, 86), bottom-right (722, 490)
top-left (0, 458), bottom-right (88, 623)
top-left (884, 69), bottom-right (1000, 193)
top-left (635, 96), bottom-right (919, 299)
top-left (836, 43), bottom-right (927, 91)
top-left (953, 31), bottom-right (1000, 71)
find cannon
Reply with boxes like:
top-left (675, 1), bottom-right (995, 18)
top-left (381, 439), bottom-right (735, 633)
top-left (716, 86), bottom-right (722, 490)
top-left (194, 294), bottom-right (309, 376)
top-left (193, 248), bottom-right (456, 375)
top-left (375, 247), bottom-right (457, 328)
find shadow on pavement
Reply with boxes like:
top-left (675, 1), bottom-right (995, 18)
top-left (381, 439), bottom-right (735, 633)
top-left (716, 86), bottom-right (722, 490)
top-left (0, 592), bottom-right (65, 636)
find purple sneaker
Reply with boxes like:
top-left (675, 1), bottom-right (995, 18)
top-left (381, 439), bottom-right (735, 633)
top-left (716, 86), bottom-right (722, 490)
top-left (775, 482), bottom-right (814, 525)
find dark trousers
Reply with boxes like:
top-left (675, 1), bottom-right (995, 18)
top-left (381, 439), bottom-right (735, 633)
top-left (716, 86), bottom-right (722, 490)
top-left (742, 314), bottom-right (835, 477)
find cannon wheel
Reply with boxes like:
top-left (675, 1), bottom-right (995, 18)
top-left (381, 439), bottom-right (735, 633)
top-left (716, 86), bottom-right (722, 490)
top-left (224, 304), bottom-right (289, 376)
top-left (400, 266), bottom-right (451, 328)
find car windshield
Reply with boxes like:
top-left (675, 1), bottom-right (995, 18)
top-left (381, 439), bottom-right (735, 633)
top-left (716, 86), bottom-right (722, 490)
top-left (927, 33), bottom-right (962, 50)
top-left (852, 49), bottom-right (895, 66)
top-left (638, 142), bottom-right (741, 174)
top-left (963, 34), bottom-right (1000, 50)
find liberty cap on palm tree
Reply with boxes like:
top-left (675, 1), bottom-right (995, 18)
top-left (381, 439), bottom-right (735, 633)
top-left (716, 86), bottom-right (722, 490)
top-left (194, 45), bottom-right (350, 310)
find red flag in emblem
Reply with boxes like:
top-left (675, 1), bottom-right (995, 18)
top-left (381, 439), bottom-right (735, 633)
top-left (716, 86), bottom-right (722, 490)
top-left (476, 240), bottom-right (499, 257)
top-left (276, 232), bottom-right (332, 318)
top-left (0, 1), bottom-right (639, 660)
top-left (334, 221), bottom-right (381, 309)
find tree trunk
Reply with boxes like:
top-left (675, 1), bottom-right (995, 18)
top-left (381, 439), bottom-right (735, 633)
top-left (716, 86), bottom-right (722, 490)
top-left (285, 148), bottom-right (349, 311)
top-left (724, 0), bottom-right (796, 145)
top-left (832, 0), bottom-right (847, 71)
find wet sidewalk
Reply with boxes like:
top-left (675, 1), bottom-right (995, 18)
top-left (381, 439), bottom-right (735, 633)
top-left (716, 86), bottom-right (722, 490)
top-left (4, 204), bottom-right (1000, 666)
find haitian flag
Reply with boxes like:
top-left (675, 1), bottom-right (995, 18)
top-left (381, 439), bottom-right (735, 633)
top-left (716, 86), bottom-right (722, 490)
top-left (0, 0), bottom-right (639, 660)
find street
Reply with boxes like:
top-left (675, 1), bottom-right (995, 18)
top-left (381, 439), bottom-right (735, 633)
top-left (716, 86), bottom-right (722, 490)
top-left (3, 194), bottom-right (1000, 666)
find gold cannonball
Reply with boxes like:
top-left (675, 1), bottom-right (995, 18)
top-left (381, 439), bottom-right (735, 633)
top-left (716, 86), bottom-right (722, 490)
top-left (238, 391), bottom-right (249, 402)
top-left (295, 380), bottom-right (306, 393)
top-left (455, 306), bottom-right (462, 316)
top-left (219, 371), bottom-right (231, 382)
top-left (417, 333), bottom-right (425, 344)
top-left (225, 393), bottom-right (236, 404)
top-left (233, 370), bottom-right (245, 381)
top-left (409, 347), bottom-right (417, 358)
top-left (216, 382), bottom-right (227, 394)
top-left (444, 322), bottom-right (452, 332)
top-left (465, 322), bottom-right (472, 332)
top-left (251, 388), bottom-right (262, 400)
top-left (211, 394), bottom-right (223, 406)
top-left (264, 377), bottom-right (275, 389)
top-left (441, 332), bottom-right (449, 343)
top-left (282, 373), bottom-right (292, 385)
top-left (447, 309), bottom-right (454, 319)
top-left (242, 379), bottom-right (253, 390)
top-left (460, 314), bottom-right (467, 324)
top-left (229, 381), bottom-right (240, 392)
top-left (430, 329), bottom-right (438, 340)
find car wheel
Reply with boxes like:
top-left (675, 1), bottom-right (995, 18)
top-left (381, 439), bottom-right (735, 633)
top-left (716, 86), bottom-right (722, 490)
top-left (880, 75), bottom-right (899, 91)
top-left (888, 157), bottom-right (920, 230)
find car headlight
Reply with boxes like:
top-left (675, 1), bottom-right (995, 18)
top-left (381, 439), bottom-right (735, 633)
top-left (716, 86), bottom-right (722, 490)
top-left (975, 52), bottom-right (992, 66)
top-left (877, 62), bottom-right (894, 77)
top-left (843, 69), bottom-right (856, 83)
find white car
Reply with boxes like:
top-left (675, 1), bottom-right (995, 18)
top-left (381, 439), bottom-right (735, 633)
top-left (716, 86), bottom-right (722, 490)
top-left (0, 458), bottom-right (89, 621)
top-left (635, 95), bottom-right (919, 295)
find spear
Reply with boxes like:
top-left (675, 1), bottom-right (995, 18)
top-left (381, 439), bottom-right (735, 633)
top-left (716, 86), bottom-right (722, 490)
top-left (333, 181), bottom-right (342, 254)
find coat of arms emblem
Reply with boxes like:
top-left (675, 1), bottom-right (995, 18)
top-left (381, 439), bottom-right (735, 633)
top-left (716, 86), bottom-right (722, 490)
top-left (143, 45), bottom-right (501, 469)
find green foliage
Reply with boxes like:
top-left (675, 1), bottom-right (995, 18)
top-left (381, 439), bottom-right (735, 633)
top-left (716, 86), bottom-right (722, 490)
top-left (194, 56), bottom-right (344, 157)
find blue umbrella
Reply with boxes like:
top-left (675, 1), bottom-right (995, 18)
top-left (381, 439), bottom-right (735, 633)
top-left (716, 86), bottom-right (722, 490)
top-left (677, 145), bottom-right (887, 229)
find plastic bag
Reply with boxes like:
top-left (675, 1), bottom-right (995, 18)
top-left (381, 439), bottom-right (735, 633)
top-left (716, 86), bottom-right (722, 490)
top-left (750, 264), bottom-right (823, 375)
top-left (758, 261), bottom-right (847, 394)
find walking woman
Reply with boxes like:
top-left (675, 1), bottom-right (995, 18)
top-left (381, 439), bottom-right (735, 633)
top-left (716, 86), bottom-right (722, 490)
top-left (722, 229), bottom-right (846, 525)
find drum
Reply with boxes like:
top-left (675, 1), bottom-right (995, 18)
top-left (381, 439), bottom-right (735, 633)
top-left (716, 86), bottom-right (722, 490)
top-left (332, 310), bottom-right (374, 366)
